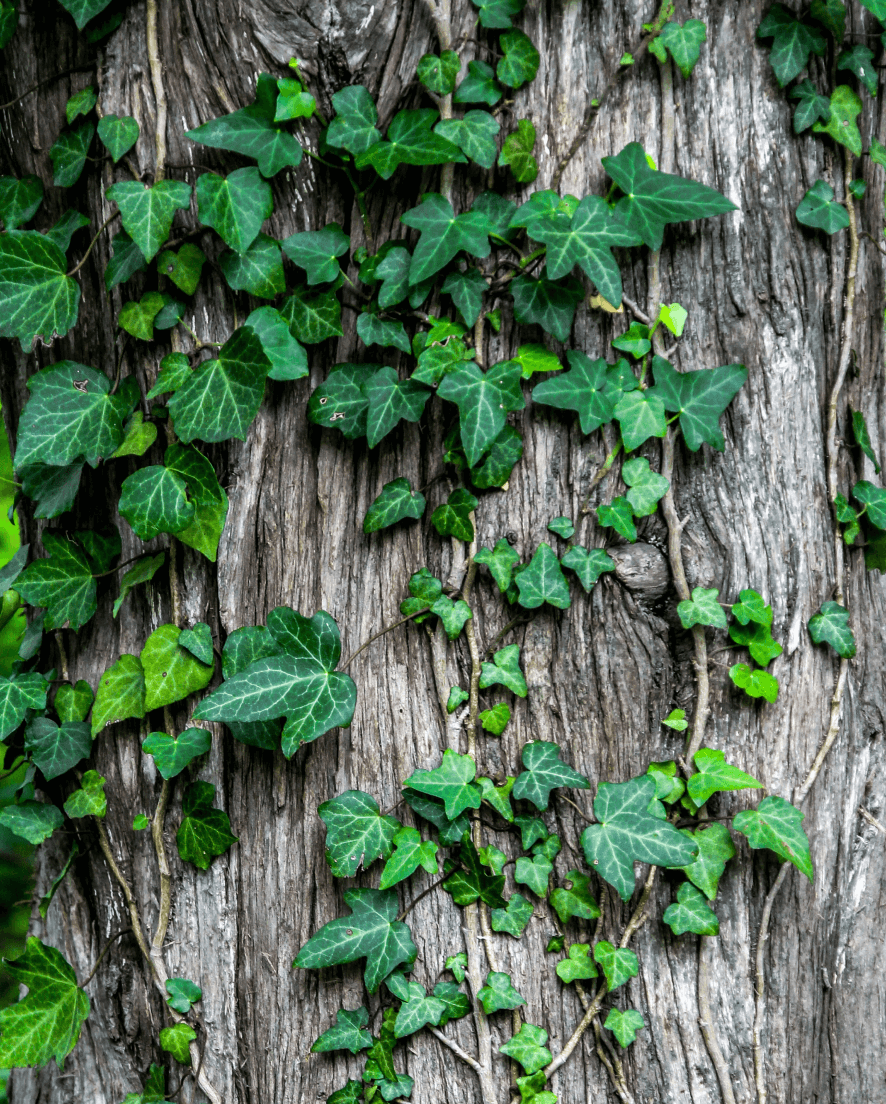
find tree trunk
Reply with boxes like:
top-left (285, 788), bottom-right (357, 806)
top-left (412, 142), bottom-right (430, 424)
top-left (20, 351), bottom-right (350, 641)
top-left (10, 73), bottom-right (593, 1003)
top-left (1, 1), bottom-right (884, 1102)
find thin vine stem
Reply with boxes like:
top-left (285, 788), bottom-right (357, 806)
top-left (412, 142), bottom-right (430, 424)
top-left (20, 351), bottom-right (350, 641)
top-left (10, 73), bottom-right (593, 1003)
top-left (0, 63), bottom-right (97, 111)
top-left (340, 608), bottom-right (430, 670)
top-left (146, 0), bottom-right (168, 179)
top-left (80, 927), bottom-right (131, 987)
top-left (66, 212), bottom-right (119, 278)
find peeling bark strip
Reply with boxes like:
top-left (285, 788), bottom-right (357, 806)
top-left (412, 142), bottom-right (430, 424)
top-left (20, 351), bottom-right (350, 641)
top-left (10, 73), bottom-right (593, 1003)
top-left (0, 2), bottom-right (884, 1103)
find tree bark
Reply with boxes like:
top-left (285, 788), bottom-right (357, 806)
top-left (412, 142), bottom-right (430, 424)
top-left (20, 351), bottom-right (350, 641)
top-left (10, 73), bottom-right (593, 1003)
top-left (1, 1), bottom-right (885, 1102)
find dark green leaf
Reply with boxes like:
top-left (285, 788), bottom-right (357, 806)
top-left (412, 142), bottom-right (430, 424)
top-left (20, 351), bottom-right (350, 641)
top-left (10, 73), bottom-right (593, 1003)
top-left (312, 1007), bottom-right (372, 1055)
top-left (402, 789), bottom-right (471, 845)
top-left (50, 120), bottom-right (94, 188)
top-left (813, 85), bottom-right (863, 156)
top-left (469, 424), bottom-right (523, 488)
top-left (0, 231), bottom-right (80, 349)
top-left (186, 83), bottom-right (303, 177)
top-left (472, 0), bottom-right (524, 28)
top-left (497, 30), bottom-right (540, 89)
top-left (443, 834), bottom-right (507, 908)
top-left (417, 50), bottom-right (460, 95)
top-left (757, 4), bottom-right (826, 86)
top-left (165, 977), bottom-right (202, 1015)
top-left (176, 781), bottom-right (237, 869)
top-left (112, 554), bottom-right (165, 619)
top-left (532, 350), bottom-right (616, 434)
top-left (498, 119), bottom-right (538, 182)
top-left (853, 480), bottom-right (886, 528)
top-left (436, 110), bottom-right (500, 170)
top-left (378, 826), bottom-right (438, 890)
top-left (24, 718), bottom-right (91, 780)
top-left (489, 895), bottom-right (534, 937)
top-left (733, 795), bottom-right (813, 880)
top-left (281, 285), bottom-right (342, 343)
top-left (837, 44), bottom-right (877, 96)
top-left (219, 233), bottom-right (285, 298)
top-left (356, 109), bottom-right (465, 180)
top-left (431, 487), bottom-right (478, 542)
top-left (454, 59), bottom-right (503, 106)
top-left (196, 168), bottom-right (272, 255)
top-left (0, 801), bottom-right (63, 845)
top-left (596, 497), bottom-right (636, 541)
top-left (319, 790), bottom-right (400, 878)
top-left (808, 601), bottom-right (855, 657)
top-left (105, 180), bottom-right (191, 262)
top-left (512, 271), bottom-right (582, 342)
top-left (438, 360), bottom-right (524, 467)
top-left (810, 0), bottom-right (845, 38)
top-left (441, 267), bottom-right (487, 326)
top-left (364, 478), bottom-right (426, 533)
top-left (327, 85), bottom-right (381, 155)
top-left (356, 313), bottom-right (410, 354)
top-left (142, 728), bottom-right (211, 780)
top-left (364, 367), bottom-right (430, 448)
top-left (851, 409), bottom-right (881, 472)
top-left (104, 231), bottom-right (146, 291)
top-left (401, 193), bottom-right (491, 285)
top-left (0, 175), bottom-right (42, 230)
top-left (245, 306), bottom-right (308, 381)
top-left (515, 852), bottom-right (552, 896)
top-left (16, 534), bottom-right (95, 630)
top-left (790, 79), bottom-right (831, 133)
top-left (796, 180), bottom-right (849, 234)
top-left (118, 466), bottom-right (194, 540)
top-left (433, 981), bottom-right (470, 1026)
top-left (513, 741), bottom-right (589, 810)
top-left (404, 750), bottom-right (481, 820)
top-left (282, 223), bottom-right (349, 285)
top-left (651, 356), bottom-right (747, 451)
top-left (480, 644), bottom-right (527, 696)
top-left (96, 114), bottom-right (139, 162)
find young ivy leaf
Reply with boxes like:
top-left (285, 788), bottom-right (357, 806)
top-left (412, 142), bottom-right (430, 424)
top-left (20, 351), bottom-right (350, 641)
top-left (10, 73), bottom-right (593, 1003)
top-left (363, 478), bottom-right (426, 534)
top-left (141, 624), bottom-right (214, 712)
top-left (444, 834), bottom-right (507, 907)
top-left (196, 168), bottom-right (272, 256)
top-left (555, 943), bottom-right (598, 984)
top-left (731, 588), bottom-right (772, 626)
top-left (478, 776), bottom-right (515, 819)
top-left (319, 790), bottom-right (400, 879)
top-left (605, 1008), bottom-right (646, 1048)
top-left (515, 853), bottom-right (553, 897)
top-left (403, 750), bottom-right (481, 820)
top-left (654, 19), bottom-right (707, 77)
top-left (417, 50), bottom-right (460, 95)
top-left (472, 0), bottom-right (525, 29)
top-left (479, 705), bottom-right (508, 740)
top-left (445, 953), bottom-right (468, 983)
top-left (512, 270), bottom-right (583, 342)
top-left (680, 822), bottom-right (736, 900)
top-left (274, 77), bottom-right (315, 122)
top-left (97, 114), bottom-right (139, 162)
top-left (293, 888), bottom-right (417, 993)
top-left (730, 662), bottom-right (779, 702)
top-left (327, 85), bottom-right (381, 155)
top-left (850, 410), bottom-right (881, 473)
top-left (622, 457), bottom-right (669, 516)
top-left (500, 1023), bottom-right (552, 1075)
top-left (499, 119), bottom-right (538, 183)
top-left (379, 826), bottom-right (438, 890)
top-left (651, 356), bottom-right (747, 452)
top-left (55, 678), bottom-right (93, 724)
top-left (612, 321), bottom-right (651, 359)
top-left (431, 487), bottom-right (478, 542)
top-left (733, 795), bottom-right (813, 881)
top-left (393, 982), bottom-right (448, 1039)
top-left (837, 44), bottom-right (877, 97)
top-left (64, 770), bottom-right (107, 819)
top-left (813, 85), bottom-right (862, 157)
top-left (664, 882), bottom-right (721, 935)
top-left (142, 728), bottom-right (211, 781)
top-left (497, 30), bottom-right (540, 89)
top-left (532, 351), bottom-right (616, 434)
top-left (176, 781), bottom-right (237, 870)
top-left (602, 141), bottom-right (736, 251)
top-left (105, 180), bottom-right (191, 262)
top-left (454, 60), bottom-right (504, 107)
top-left (50, 119), bottom-right (95, 188)
top-left (475, 540), bottom-right (520, 593)
top-left (91, 653), bottom-right (145, 737)
top-left (513, 741), bottom-right (589, 810)
top-left (356, 109), bottom-right (465, 180)
top-left (729, 619), bottom-right (783, 666)
top-left (593, 940), bottom-right (638, 992)
top-left (613, 388), bottom-right (667, 452)
top-left (480, 644), bottom-right (528, 697)
top-left (808, 601), bottom-right (856, 657)
top-left (756, 4), bottom-right (826, 87)
top-left (516, 543), bottom-right (570, 610)
top-left (0, 937), bottom-right (90, 1069)
top-left (597, 497), bottom-right (637, 542)
top-left (581, 775), bottom-right (698, 900)
top-left (478, 971), bottom-right (526, 1014)
top-left (853, 480), bottom-right (886, 528)
top-left (159, 1023), bottom-right (196, 1065)
top-left (311, 1007), bottom-right (372, 1055)
top-left (677, 587), bottom-right (727, 630)
top-left (487, 893), bottom-right (532, 937)
top-left (549, 870), bottom-right (601, 925)
top-left (796, 180), bottom-right (849, 235)
top-left (16, 534), bottom-right (96, 631)
top-left (165, 977), bottom-right (202, 1017)
top-left (687, 748), bottom-right (763, 806)
top-left (401, 193), bottom-right (491, 285)
top-left (790, 79), bottom-right (831, 133)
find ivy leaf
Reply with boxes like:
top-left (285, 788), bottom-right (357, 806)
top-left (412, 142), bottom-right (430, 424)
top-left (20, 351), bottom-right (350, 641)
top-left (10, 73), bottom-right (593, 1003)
top-left (165, 978), bottom-right (202, 1016)
top-left (515, 853), bottom-right (552, 896)
top-left (677, 587), bottom-right (727, 630)
top-left (364, 367), bottom-right (431, 449)
top-left (438, 360), bottom-right (524, 466)
top-left (602, 142), bottom-right (736, 251)
top-left (431, 487), bottom-right (477, 542)
top-left (498, 119), bottom-right (538, 183)
top-left (511, 270), bottom-right (583, 342)
top-left (444, 834), bottom-right (507, 907)
top-left (431, 596), bottom-right (473, 640)
top-left (730, 662), bottom-right (779, 702)
top-left (472, 0), bottom-right (525, 29)
top-left (582, 775), bottom-right (698, 900)
top-left (728, 619), bottom-right (783, 666)
top-left (312, 1007), bottom-right (372, 1055)
top-left (837, 44), bottom-right (877, 97)
top-left (155, 243), bottom-right (205, 296)
top-left (796, 180), bottom-right (849, 234)
top-left (379, 826), bottom-right (438, 890)
top-left (274, 77), bottom-right (315, 122)
top-left (613, 388), bottom-right (667, 452)
top-left (91, 654), bottom-right (145, 736)
top-left (612, 321), bottom-right (651, 359)
top-left (555, 943), bottom-right (597, 984)
top-left (16, 534), bottom-right (96, 631)
top-left (118, 467), bottom-right (193, 540)
top-left (605, 1008), bottom-right (645, 1048)
top-left (186, 77), bottom-right (303, 177)
top-left (0, 938), bottom-right (90, 1069)
top-left (593, 941), bottom-right (638, 991)
top-left (402, 789), bottom-right (471, 846)
top-left (790, 79), bottom-right (831, 133)
top-left (480, 644), bottom-right (527, 697)
top-left (393, 982), bottom-right (447, 1039)
top-left (679, 823), bottom-right (736, 900)
top-left (530, 196), bottom-right (640, 306)
top-left (651, 356), bottom-right (747, 452)
top-left (623, 457), bottom-right (669, 516)
top-left (0, 231), bottom-right (80, 349)
top-left (141, 624), bottom-right (214, 711)
top-left (549, 870), bottom-right (601, 924)
top-left (469, 425), bottom-right (523, 488)
top-left (319, 790), bottom-right (400, 878)
top-left (142, 728), bottom-right (211, 781)
top-left (516, 1071), bottom-right (557, 1104)
top-left (96, 114), bottom-right (139, 162)
top-left (176, 781), bottom-right (237, 870)
top-left (454, 60), bottom-right (503, 107)
top-left (401, 193), bottom-right (491, 285)
top-left (104, 231), bottom-right (146, 291)
top-left (733, 795), bottom-right (813, 880)
top-left (757, 4), bottom-right (826, 86)
top-left (851, 410), bottom-right (881, 473)
top-left (515, 542), bottom-right (570, 610)
top-left (497, 30), bottom-right (540, 89)
top-left (731, 588), bottom-right (772, 626)
top-left (282, 223), bottom-right (349, 285)
top-left (445, 953), bottom-right (468, 983)
top-left (164, 445), bottom-right (224, 509)
top-left (808, 601), bottom-right (855, 657)
top-left (859, 0), bottom-right (886, 21)
top-left (168, 326), bottom-right (271, 444)
top-left (475, 540), bottom-right (520, 593)
top-left (0, 801), bottom-right (63, 845)
top-left (356, 109), bottom-right (465, 180)
top-left (356, 312), bottom-right (410, 353)
top-left (478, 971), bottom-right (527, 1016)
top-left (436, 111), bottom-right (501, 170)
top-left (0, 175), bottom-right (42, 230)
top-left (105, 180), bottom-right (191, 262)
top-left (63, 770), bottom-right (106, 818)
top-left (50, 120), bottom-right (95, 188)
top-left (513, 741), bottom-right (589, 810)
top-left (196, 168), bottom-right (271, 255)
top-left (364, 478), bottom-right (426, 533)
top-left (176, 498), bottom-right (228, 563)
top-left (688, 748), bottom-right (763, 806)
top-left (403, 750), bottom-right (481, 820)
top-left (500, 1023), bottom-right (551, 1075)
top-left (326, 85), bottom-right (381, 155)
top-left (245, 306), bottom-right (307, 382)
top-left (111, 411), bottom-right (157, 459)
top-left (55, 678), bottom-right (93, 724)
top-left (433, 982), bottom-right (470, 1026)
top-left (810, 0), bottom-right (845, 38)
top-left (198, 608), bottom-right (356, 754)
top-left (418, 50), bottom-right (460, 95)
top-left (813, 85), bottom-right (863, 156)
top-left (24, 718), bottom-right (91, 781)
top-left (218, 233), bottom-right (284, 299)
top-left (281, 285), bottom-right (342, 343)
top-left (853, 480), bottom-right (886, 528)
top-left (327, 1082), bottom-right (363, 1104)
top-left (293, 888), bottom-right (417, 993)
top-left (656, 19), bottom-right (707, 77)
top-left (479, 704), bottom-right (511, 737)
top-left (532, 351), bottom-right (616, 435)
top-left (159, 1023), bottom-right (196, 1065)
top-left (442, 267), bottom-right (487, 326)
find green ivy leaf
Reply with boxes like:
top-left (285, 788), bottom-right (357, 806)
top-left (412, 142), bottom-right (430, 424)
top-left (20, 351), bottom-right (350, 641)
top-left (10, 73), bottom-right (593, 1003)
top-left (63, 769), bottom-right (106, 818)
top-left (24, 718), bottom-right (91, 781)
top-left (582, 775), bottom-right (697, 900)
top-left (472, 0), bottom-right (525, 29)
top-left (447, 686), bottom-right (469, 713)
top-left (604, 1008), bottom-right (645, 1047)
top-left (430, 487), bottom-right (477, 542)
top-left (281, 284), bottom-right (342, 343)
top-left (104, 230), bottom-right (146, 291)
top-left (469, 425), bottom-right (523, 488)
top-left (96, 114), bottom-right (139, 162)
top-left (282, 223), bottom-right (349, 285)
top-left (790, 79), bottom-right (831, 133)
top-left (478, 971), bottom-right (526, 1016)
top-left (378, 826), bottom-right (438, 890)
top-left (165, 977), bottom-right (202, 1015)
top-left (392, 981), bottom-right (447, 1039)
top-left (142, 728), bottom-right (211, 781)
top-left (241, 307), bottom-right (306, 382)
top-left (50, 119), bottom-right (94, 188)
top-left (853, 480), bottom-right (886, 528)
top-left (497, 30), bottom-right (540, 89)
top-left (217, 232), bottom-right (283, 298)
top-left (105, 180), bottom-right (191, 263)
top-left (475, 540), bottom-right (520, 592)
top-left (444, 834), bottom-right (507, 907)
top-left (400, 193), bottom-right (491, 285)
top-left (613, 388), bottom-right (667, 452)
top-left (155, 243), bottom-right (205, 296)
top-left (597, 497), bottom-right (637, 542)
top-left (293, 888), bottom-right (417, 993)
top-left (319, 790), bottom-right (400, 878)
top-left (312, 1007), bottom-right (372, 1055)
top-left (808, 601), bottom-right (855, 657)
top-left (500, 1023), bottom-right (551, 1075)
top-left (326, 85), bottom-right (381, 155)
top-left (0, 231), bottom-right (80, 349)
top-left (837, 44), bottom-right (877, 96)
top-left (356, 312), bottom-right (410, 354)
top-left (728, 619), bottom-right (783, 666)
top-left (417, 50), bottom-right (460, 94)
top-left (602, 141), bottom-right (736, 251)
top-left (532, 351), bottom-right (615, 434)
top-left (91, 654), bottom-right (145, 736)
top-left (118, 467), bottom-right (193, 540)
top-left (688, 748), bottom-right (762, 806)
top-left (454, 59), bottom-right (503, 106)
top-left (433, 981), bottom-right (470, 1026)
top-left (612, 321), bottom-right (651, 359)
top-left (555, 943), bottom-right (597, 984)
top-left (731, 588), bottom-right (772, 626)
top-left (445, 953), bottom-right (468, 982)
top-left (651, 356), bottom-right (747, 451)
top-left (403, 790), bottom-right (470, 847)
top-left (274, 77), bottom-right (315, 122)
top-left (513, 741), bottom-right (589, 810)
top-left (516, 543), bottom-right (570, 610)
top-left (733, 795), bottom-right (813, 880)
top-left (680, 822), bottom-right (736, 900)
top-left (0, 938), bottom-right (89, 1069)
top-left (364, 367), bottom-right (430, 449)
top-left (480, 644), bottom-right (527, 696)
top-left (498, 118), bottom-right (538, 182)
top-left (479, 703), bottom-right (511, 737)
top-left (404, 750), bottom-right (481, 820)
top-left (810, 0), bottom-right (845, 38)
top-left (16, 534), bottom-right (96, 631)
top-left (549, 870), bottom-right (601, 924)
top-left (435, 111), bottom-right (501, 171)
top-left (327, 1081), bottom-right (363, 1104)
top-left (159, 1023), bottom-right (196, 1065)
top-left (623, 457), bottom-right (669, 516)
top-left (813, 85), bottom-right (863, 156)
top-left (141, 624), bottom-right (214, 711)
top-left (431, 595), bottom-right (473, 640)
top-left (559, 546), bottom-right (614, 591)
top-left (186, 76), bottom-right (303, 176)
top-left (757, 4), bottom-right (826, 86)
top-left (657, 19), bottom-right (707, 78)
top-left (196, 168), bottom-right (272, 255)
top-left (117, 291), bottom-right (164, 341)
top-left (55, 678), bottom-right (93, 724)
top-left (438, 361), bottom-right (524, 466)
top-left (0, 801), bottom-right (63, 845)
top-left (356, 109), bottom-right (465, 180)
top-left (511, 270), bottom-right (582, 342)
top-left (515, 853), bottom-right (552, 896)
top-left (593, 940), bottom-right (638, 991)
top-left (729, 663), bottom-right (779, 702)
top-left (176, 781), bottom-right (237, 870)
top-left (42, 208), bottom-right (91, 256)
top-left (441, 267), bottom-right (487, 326)
top-left (851, 410), bottom-right (881, 473)
top-left (796, 179), bottom-right (849, 234)
top-left (677, 587), bottom-right (727, 630)
top-left (0, 175), bottom-right (42, 230)
top-left (363, 478), bottom-right (426, 533)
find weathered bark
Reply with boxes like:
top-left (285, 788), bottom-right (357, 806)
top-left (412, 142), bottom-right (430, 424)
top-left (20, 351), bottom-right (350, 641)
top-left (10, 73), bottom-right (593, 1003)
top-left (1, 1), bottom-right (885, 1102)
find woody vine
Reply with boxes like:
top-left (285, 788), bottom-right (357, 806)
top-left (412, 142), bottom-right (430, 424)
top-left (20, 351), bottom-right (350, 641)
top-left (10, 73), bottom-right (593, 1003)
top-left (0, 1), bottom-right (881, 1103)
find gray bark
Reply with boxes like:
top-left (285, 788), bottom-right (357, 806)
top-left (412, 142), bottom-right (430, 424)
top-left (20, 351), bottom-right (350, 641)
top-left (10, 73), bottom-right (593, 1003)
top-left (1, 1), bottom-right (885, 1102)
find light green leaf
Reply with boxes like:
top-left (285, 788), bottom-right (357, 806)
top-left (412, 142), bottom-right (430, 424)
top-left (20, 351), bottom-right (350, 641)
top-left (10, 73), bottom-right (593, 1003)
top-left (678, 587), bottom-right (727, 630)
top-left (55, 678), bottom-right (93, 724)
top-left (475, 540), bottom-right (520, 593)
top-left (111, 411), bottom-right (157, 459)
top-left (50, 120), bottom-right (94, 188)
top-left (97, 114), bottom-right (139, 162)
top-left (105, 180), bottom-right (191, 262)
top-left (24, 718), bottom-right (91, 780)
top-left (176, 781), bottom-right (237, 869)
top-left (796, 180), bottom-right (849, 234)
top-left (854, 480), bottom-right (886, 528)
top-left (500, 1023), bottom-right (551, 1075)
top-left (431, 595), bottom-right (473, 641)
top-left (688, 748), bottom-right (762, 806)
top-left (622, 457), bottom-right (669, 517)
top-left (0, 175), bottom-right (42, 229)
top-left (555, 943), bottom-right (597, 984)
top-left (550, 870), bottom-right (601, 925)
top-left (454, 59), bottom-right (503, 106)
top-left (319, 790), bottom-right (400, 878)
top-left (561, 545), bottom-right (614, 592)
top-left (662, 708), bottom-right (689, 731)
top-left (155, 243), bottom-right (206, 296)
top-left (813, 85), bottom-right (863, 156)
top-left (547, 516), bottom-right (574, 539)
top-left (433, 981), bottom-right (470, 1026)
top-left (497, 30), bottom-right (540, 88)
top-left (141, 624), bottom-right (214, 712)
top-left (326, 85), bottom-right (381, 155)
top-left (165, 977), bottom-right (202, 1015)
top-left (658, 19), bottom-right (707, 77)
top-left (731, 588), bottom-right (772, 626)
top-left (0, 801), bottom-right (63, 845)
top-left (418, 49), bottom-right (460, 94)
top-left (403, 750), bottom-right (481, 820)
top-left (808, 601), bottom-right (855, 657)
top-left (445, 953), bottom-right (468, 983)
top-left (729, 618), bottom-right (783, 666)
top-left (479, 970), bottom-right (526, 1014)
top-left (312, 1007), bottom-right (372, 1055)
top-left (175, 497), bottom-right (228, 563)
top-left (16, 533), bottom-right (96, 631)
top-left (605, 1008), bottom-right (645, 1047)
top-left (142, 728), bottom-right (211, 780)
top-left (293, 888), bottom-right (417, 993)
top-left (593, 940), bottom-right (638, 991)
top-left (401, 193), bottom-right (491, 286)
top-left (364, 478), bottom-right (425, 533)
top-left (104, 231), bottom-right (146, 291)
top-left (498, 118), bottom-right (538, 182)
top-left (274, 77), bottom-right (315, 122)
top-left (0, 231), bottom-right (80, 349)
top-left (733, 795), bottom-right (813, 881)
top-left (479, 703), bottom-right (511, 737)
top-left (196, 168), bottom-right (271, 255)
top-left (729, 663), bottom-right (779, 702)
top-left (63, 770), bottom-right (106, 819)
top-left (0, 938), bottom-right (89, 1069)
top-left (851, 410), bottom-right (881, 473)
top-left (480, 644), bottom-right (527, 697)
top-left (680, 822), bottom-right (736, 899)
top-left (159, 1023), bottom-right (196, 1065)
top-left (379, 826), bottom-right (438, 890)
top-left (513, 741), bottom-right (589, 810)
top-left (515, 853), bottom-right (552, 896)
top-left (447, 686), bottom-right (469, 713)
top-left (393, 981), bottom-right (447, 1039)
top-left (281, 284), bottom-right (342, 343)
top-left (91, 654), bottom-right (145, 736)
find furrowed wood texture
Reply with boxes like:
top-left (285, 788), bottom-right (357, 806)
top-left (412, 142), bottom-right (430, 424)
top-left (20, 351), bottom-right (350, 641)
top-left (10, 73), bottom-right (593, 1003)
top-left (0, 1), bottom-right (884, 1102)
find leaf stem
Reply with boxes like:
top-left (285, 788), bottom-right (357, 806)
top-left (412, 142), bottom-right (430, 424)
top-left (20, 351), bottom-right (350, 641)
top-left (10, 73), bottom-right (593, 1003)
top-left (66, 212), bottom-right (119, 278)
top-left (397, 870), bottom-right (452, 921)
top-left (340, 608), bottom-right (430, 670)
top-left (0, 63), bottom-right (97, 112)
top-left (80, 927), bottom-right (131, 987)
